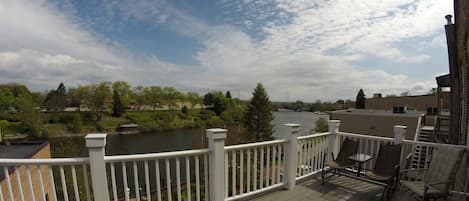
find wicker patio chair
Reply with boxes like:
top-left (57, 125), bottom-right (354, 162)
top-left (400, 146), bottom-right (465, 201)
top-left (366, 142), bottom-right (402, 201)
top-left (321, 137), bottom-right (359, 183)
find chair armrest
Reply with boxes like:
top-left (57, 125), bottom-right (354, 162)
top-left (400, 168), bottom-right (428, 173)
top-left (425, 180), bottom-right (453, 194)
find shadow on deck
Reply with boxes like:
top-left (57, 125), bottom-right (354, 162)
top-left (249, 175), bottom-right (413, 201)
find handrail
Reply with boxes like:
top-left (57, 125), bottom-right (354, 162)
top-left (104, 149), bottom-right (209, 162)
top-left (0, 157), bottom-right (89, 165)
top-left (297, 132), bottom-right (330, 140)
top-left (414, 114), bottom-right (424, 141)
top-left (402, 139), bottom-right (468, 149)
top-left (337, 132), bottom-right (394, 141)
top-left (224, 139), bottom-right (287, 151)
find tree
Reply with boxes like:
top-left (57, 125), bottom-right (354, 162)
top-left (144, 86), bottom-right (163, 110)
top-left (162, 87), bottom-right (182, 111)
top-left (112, 81), bottom-right (132, 109)
top-left (87, 82), bottom-right (111, 121)
top-left (212, 92), bottom-right (229, 115)
top-left (112, 89), bottom-right (124, 117)
top-left (186, 92), bottom-right (201, 109)
top-left (225, 91), bottom-right (232, 99)
top-left (68, 85), bottom-right (90, 110)
top-left (43, 82), bottom-right (67, 112)
top-left (243, 83), bottom-right (274, 141)
top-left (355, 89), bottom-right (366, 109)
top-left (132, 86), bottom-right (146, 110)
top-left (203, 93), bottom-right (214, 106)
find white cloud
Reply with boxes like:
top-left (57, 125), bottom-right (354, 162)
top-left (0, 0), bottom-right (449, 101)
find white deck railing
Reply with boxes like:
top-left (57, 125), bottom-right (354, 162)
top-left (0, 121), bottom-right (467, 201)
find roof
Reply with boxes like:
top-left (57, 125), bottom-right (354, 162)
top-left (0, 141), bottom-right (49, 181)
top-left (330, 109), bottom-right (423, 117)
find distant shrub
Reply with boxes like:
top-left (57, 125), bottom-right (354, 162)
top-left (181, 106), bottom-right (188, 114)
top-left (315, 117), bottom-right (328, 133)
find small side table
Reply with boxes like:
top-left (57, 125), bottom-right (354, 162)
top-left (348, 153), bottom-right (373, 176)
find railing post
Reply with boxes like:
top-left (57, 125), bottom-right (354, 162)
top-left (328, 120), bottom-right (341, 159)
top-left (283, 123), bottom-right (301, 190)
top-left (393, 125), bottom-right (406, 144)
top-left (206, 128), bottom-right (227, 201)
top-left (86, 134), bottom-right (110, 201)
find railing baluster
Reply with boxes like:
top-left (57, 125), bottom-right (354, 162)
top-left (253, 148), bottom-right (258, 191)
top-left (144, 160), bottom-right (151, 201)
top-left (111, 163), bottom-right (118, 201)
top-left (133, 161), bottom-right (140, 201)
top-left (203, 155), bottom-right (208, 201)
top-left (195, 156), bottom-right (200, 201)
top-left (277, 144), bottom-right (281, 183)
top-left (122, 162), bottom-right (130, 201)
top-left (246, 149), bottom-right (251, 193)
top-left (232, 150), bottom-right (236, 196)
top-left (37, 165), bottom-right (46, 201)
top-left (260, 147), bottom-right (264, 189)
top-left (15, 166), bottom-right (25, 201)
top-left (240, 150), bottom-right (244, 194)
top-left (82, 164), bottom-right (91, 201)
top-left (0, 184), bottom-right (4, 201)
top-left (266, 146), bottom-right (270, 186)
top-left (155, 160), bottom-right (162, 201)
top-left (176, 158), bottom-right (181, 201)
top-left (48, 166), bottom-right (58, 201)
top-left (71, 165), bottom-right (80, 201)
top-left (224, 152), bottom-right (228, 198)
top-left (4, 166), bottom-right (14, 201)
top-left (26, 165), bottom-right (36, 201)
top-left (271, 145), bottom-right (276, 184)
top-left (165, 159), bottom-right (172, 201)
top-left (185, 157), bottom-right (191, 201)
top-left (297, 142), bottom-right (302, 176)
top-left (307, 140), bottom-right (312, 174)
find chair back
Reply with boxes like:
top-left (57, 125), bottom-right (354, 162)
top-left (373, 143), bottom-right (402, 177)
top-left (424, 146), bottom-right (465, 193)
top-left (335, 138), bottom-right (359, 165)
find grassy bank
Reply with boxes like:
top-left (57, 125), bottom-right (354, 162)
top-left (0, 109), bottom-right (227, 138)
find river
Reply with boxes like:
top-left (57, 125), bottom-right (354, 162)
top-left (48, 111), bottom-right (328, 199)
top-left (49, 111), bottom-right (328, 157)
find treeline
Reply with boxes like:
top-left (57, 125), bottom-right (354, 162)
top-left (279, 100), bottom-right (346, 112)
top-left (0, 82), bottom-right (246, 137)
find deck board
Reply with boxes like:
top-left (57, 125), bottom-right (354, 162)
top-left (248, 175), bottom-right (413, 201)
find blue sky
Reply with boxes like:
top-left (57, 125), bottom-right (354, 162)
top-left (0, 0), bottom-right (454, 101)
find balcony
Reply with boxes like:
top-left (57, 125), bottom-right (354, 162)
top-left (0, 120), bottom-right (467, 201)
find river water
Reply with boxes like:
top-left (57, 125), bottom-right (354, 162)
top-left (48, 111), bottom-right (328, 199)
top-left (49, 111), bottom-right (328, 157)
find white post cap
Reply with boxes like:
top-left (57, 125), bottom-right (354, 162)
top-left (85, 133), bottom-right (107, 148)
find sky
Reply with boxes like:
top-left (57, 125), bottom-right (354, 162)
top-left (0, 0), bottom-right (454, 102)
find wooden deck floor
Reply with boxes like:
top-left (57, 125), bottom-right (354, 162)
top-left (248, 175), bottom-right (414, 201)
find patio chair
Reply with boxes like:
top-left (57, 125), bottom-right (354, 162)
top-left (321, 137), bottom-right (359, 183)
top-left (399, 146), bottom-right (465, 201)
top-left (365, 142), bottom-right (402, 201)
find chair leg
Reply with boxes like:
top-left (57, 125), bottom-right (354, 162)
top-left (381, 187), bottom-right (387, 201)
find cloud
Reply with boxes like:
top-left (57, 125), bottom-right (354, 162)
top-left (0, 0), bottom-right (450, 101)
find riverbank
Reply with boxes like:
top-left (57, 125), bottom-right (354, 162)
top-left (42, 109), bottom-right (232, 138)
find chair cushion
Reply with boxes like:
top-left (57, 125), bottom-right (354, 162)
top-left (401, 181), bottom-right (442, 197)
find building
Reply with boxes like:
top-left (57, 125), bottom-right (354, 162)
top-left (0, 142), bottom-right (53, 201)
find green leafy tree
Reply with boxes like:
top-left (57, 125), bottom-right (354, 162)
top-left (68, 85), bottom-right (90, 110)
top-left (355, 89), bottom-right (366, 109)
top-left (243, 83), bottom-right (274, 141)
top-left (144, 86), bottom-right (164, 110)
top-left (112, 81), bottom-right (132, 109)
top-left (112, 89), bottom-right (124, 117)
top-left (87, 82), bottom-right (111, 121)
top-left (17, 95), bottom-right (44, 138)
top-left (186, 92), bottom-right (201, 109)
top-left (162, 87), bottom-right (182, 111)
top-left (132, 86), bottom-right (146, 110)
top-left (212, 92), bottom-right (229, 115)
top-left (0, 87), bottom-right (14, 112)
top-left (225, 91), bottom-right (232, 99)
